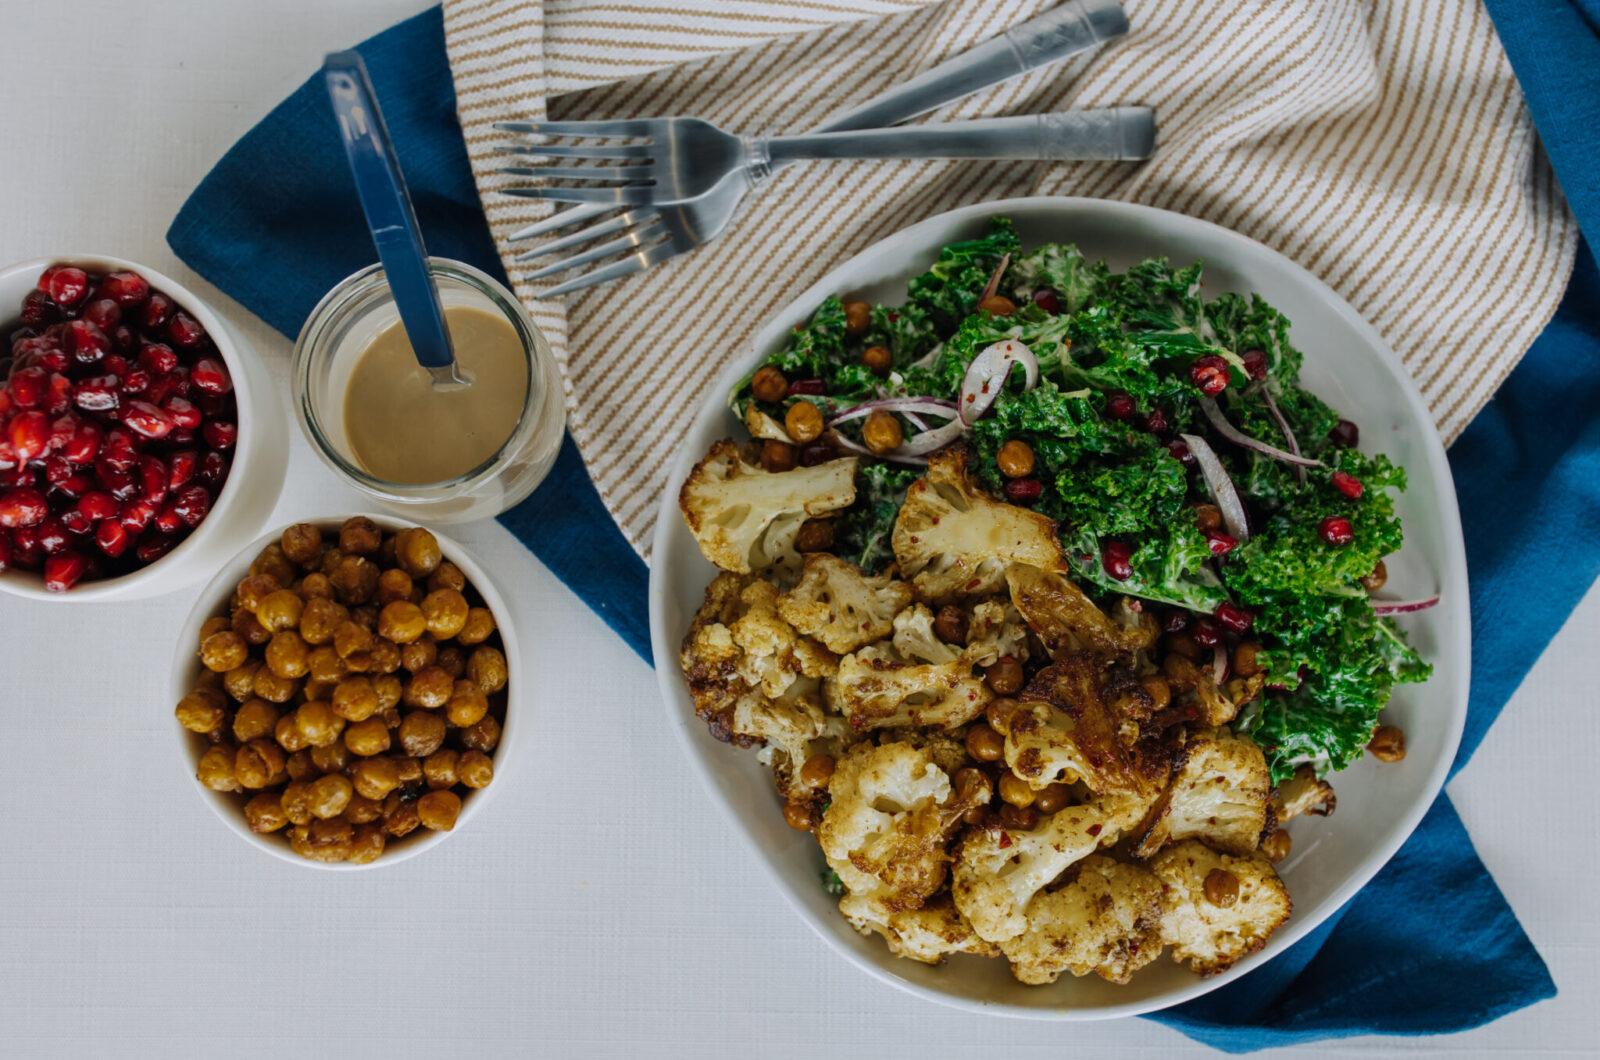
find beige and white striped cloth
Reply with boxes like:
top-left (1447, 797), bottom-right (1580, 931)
top-left (443, 0), bottom-right (1578, 558)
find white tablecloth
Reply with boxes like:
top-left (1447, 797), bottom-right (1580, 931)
top-left (1, 2), bottom-right (1594, 1056)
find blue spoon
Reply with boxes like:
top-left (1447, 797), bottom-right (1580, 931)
top-left (324, 51), bottom-right (466, 387)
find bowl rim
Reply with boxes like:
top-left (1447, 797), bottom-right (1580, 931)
top-left (0, 253), bottom-right (260, 602)
top-left (648, 195), bottom-right (1470, 1018)
top-left (169, 514), bottom-right (523, 871)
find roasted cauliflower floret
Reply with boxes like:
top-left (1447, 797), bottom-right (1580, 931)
top-left (951, 790), bottom-right (1153, 944)
top-left (832, 642), bottom-right (992, 731)
top-left (999, 856), bottom-right (1165, 985)
top-left (891, 449), bottom-right (1068, 603)
top-left (891, 604), bottom-right (963, 665)
top-left (964, 598), bottom-right (1031, 667)
top-left (1273, 765), bottom-right (1337, 822)
top-left (816, 742), bottom-right (986, 915)
top-left (1006, 563), bottom-right (1158, 658)
top-left (840, 893), bottom-right (999, 965)
top-left (1151, 840), bottom-right (1292, 976)
top-left (1130, 727), bottom-right (1271, 858)
top-left (737, 683), bottom-right (859, 801)
top-left (778, 553), bottom-right (913, 654)
top-left (679, 440), bottom-right (857, 574)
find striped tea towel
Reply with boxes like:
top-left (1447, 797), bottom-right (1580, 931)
top-left (442, 0), bottom-right (1578, 557)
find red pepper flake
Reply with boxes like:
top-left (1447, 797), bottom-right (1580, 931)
top-left (998, 832), bottom-right (1013, 849)
top-left (1086, 824), bottom-right (1102, 836)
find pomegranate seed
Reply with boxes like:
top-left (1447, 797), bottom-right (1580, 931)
top-left (199, 451), bottom-right (228, 488)
top-left (99, 431), bottom-right (138, 473)
top-left (9, 410), bottom-right (49, 463)
top-left (95, 465), bottom-right (136, 500)
top-left (1331, 470), bottom-right (1363, 498)
top-left (1166, 438), bottom-right (1195, 465)
top-left (111, 325), bottom-right (136, 353)
top-left (1003, 478), bottom-right (1043, 504)
top-left (167, 450), bottom-right (198, 490)
top-left (1190, 616), bottom-right (1223, 648)
top-left (101, 271), bottom-right (150, 307)
top-left (194, 392), bottom-right (229, 419)
top-left (1318, 515), bottom-right (1355, 545)
top-left (1216, 602), bottom-right (1255, 633)
top-left (64, 320), bottom-right (108, 365)
top-left (0, 468), bottom-right (32, 489)
top-left (83, 300), bottom-right (120, 331)
top-left (190, 357), bottom-right (231, 396)
top-left (202, 419), bottom-right (237, 450)
top-left (167, 312), bottom-right (206, 348)
top-left (162, 396), bottom-right (201, 430)
top-left (63, 421), bottom-right (102, 464)
top-left (166, 427), bottom-right (195, 446)
top-left (138, 343), bottom-right (178, 374)
top-left (20, 290), bottom-right (59, 328)
top-left (11, 524), bottom-right (41, 565)
top-left (153, 503), bottom-right (182, 533)
top-left (0, 531), bottom-right (9, 571)
top-left (72, 374), bottom-right (120, 413)
top-left (140, 293), bottom-right (174, 331)
top-left (43, 456), bottom-right (72, 484)
top-left (0, 486), bottom-right (48, 527)
top-left (59, 508), bottom-right (91, 536)
top-left (1241, 349), bottom-right (1269, 380)
top-left (101, 354), bottom-right (128, 378)
top-left (798, 442), bottom-right (835, 467)
top-left (52, 473), bottom-right (92, 500)
top-left (78, 491), bottom-right (118, 521)
top-left (1142, 408), bottom-right (1169, 434)
top-left (786, 378), bottom-right (826, 397)
top-left (45, 373), bottom-right (73, 414)
top-left (1204, 528), bottom-right (1238, 556)
top-left (1031, 288), bottom-right (1061, 314)
top-left (1329, 419), bottom-right (1359, 448)
top-left (1105, 392), bottom-right (1136, 420)
top-left (135, 532), bottom-right (176, 564)
top-left (42, 549), bottom-right (89, 591)
top-left (1101, 540), bottom-right (1134, 581)
top-left (8, 365), bottom-right (47, 408)
top-left (36, 518), bottom-right (68, 554)
top-left (1162, 609), bottom-right (1190, 633)
top-left (95, 518), bottom-right (130, 557)
top-left (137, 454), bottom-right (170, 503)
top-left (119, 368), bottom-right (150, 395)
top-left (120, 400), bottom-right (174, 439)
top-left (1189, 354), bottom-right (1232, 397)
top-left (39, 265), bottom-right (89, 308)
top-left (119, 499), bottom-right (155, 533)
top-left (172, 484), bottom-right (210, 527)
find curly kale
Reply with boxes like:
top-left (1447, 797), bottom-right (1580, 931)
top-left (906, 217), bottom-right (1019, 331)
top-left (833, 463), bottom-right (919, 574)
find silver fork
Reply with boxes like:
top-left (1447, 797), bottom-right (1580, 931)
top-left (495, 0), bottom-right (1132, 296)
top-left (496, 109), bottom-right (1153, 207)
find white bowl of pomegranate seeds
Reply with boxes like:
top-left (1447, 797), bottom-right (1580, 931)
top-left (0, 255), bottom-right (288, 599)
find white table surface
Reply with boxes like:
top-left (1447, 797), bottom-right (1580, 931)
top-left (2, 2), bottom-right (1595, 1057)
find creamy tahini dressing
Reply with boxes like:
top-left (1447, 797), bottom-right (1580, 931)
top-left (343, 305), bottom-right (527, 485)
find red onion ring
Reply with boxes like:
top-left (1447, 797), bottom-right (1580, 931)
top-left (1211, 644), bottom-right (1229, 686)
top-left (894, 418), bottom-right (967, 457)
top-left (1371, 595), bottom-right (1441, 614)
top-left (1180, 433), bottom-right (1250, 543)
top-left (1257, 385), bottom-right (1307, 484)
top-left (979, 252), bottom-right (1012, 304)
top-left (959, 340), bottom-right (1039, 426)
top-left (824, 430), bottom-right (935, 467)
top-left (828, 397), bottom-right (958, 427)
top-left (1199, 397), bottom-right (1323, 468)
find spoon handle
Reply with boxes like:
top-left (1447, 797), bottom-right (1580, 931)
top-left (324, 51), bottom-right (456, 371)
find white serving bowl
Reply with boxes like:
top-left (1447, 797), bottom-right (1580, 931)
top-left (649, 198), bottom-right (1469, 1018)
top-left (0, 254), bottom-right (288, 601)
top-left (170, 515), bottom-right (523, 870)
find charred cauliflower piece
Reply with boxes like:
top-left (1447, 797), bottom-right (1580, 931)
top-left (1273, 765), bottom-right (1337, 822)
top-left (1151, 840), bottom-right (1292, 976)
top-left (1129, 727), bottom-right (1271, 858)
top-left (951, 791), bottom-right (1153, 944)
top-left (999, 856), bottom-right (1165, 985)
top-left (735, 685), bottom-right (859, 801)
top-left (964, 598), bottom-right (1031, 667)
top-left (778, 553), bottom-right (913, 654)
top-left (840, 893), bottom-right (999, 965)
top-left (679, 440), bottom-right (857, 574)
top-left (1006, 564), bottom-right (1158, 658)
top-left (832, 642), bottom-right (992, 731)
top-left (816, 742), bottom-right (986, 915)
top-left (891, 449), bottom-right (1068, 604)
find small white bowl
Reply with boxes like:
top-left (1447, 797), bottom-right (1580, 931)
top-left (0, 255), bottom-right (289, 601)
top-left (170, 515), bottom-right (523, 870)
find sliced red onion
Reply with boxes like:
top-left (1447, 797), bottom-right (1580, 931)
top-left (824, 430), bottom-right (931, 468)
top-left (893, 418), bottom-right (966, 457)
top-left (828, 396), bottom-right (958, 427)
top-left (1180, 433), bottom-right (1250, 543)
top-left (1199, 397), bottom-right (1322, 468)
top-left (959, 339), bottom-right (1039, 426)
top-left (902, 410), bottom-right (931, 432)
top-left (1371, 595), bottom-right (1441, 614)
top-left (1256, 385), bottom-right (1306, 483)
top-left (1211, 644), bottom-right (1229, 685)
top-left (979, 252), bottom-right (1012, 304)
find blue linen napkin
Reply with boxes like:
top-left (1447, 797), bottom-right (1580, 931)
top-left (166, 4), bottom-right (1597, 1048)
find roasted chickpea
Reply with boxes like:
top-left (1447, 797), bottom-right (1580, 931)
top-left (200, 630), bottom-right (249, 672)
top-left (252, 667), bottom-right (299, 704)
top-left (294, 700), bottom-right (345, 748)
top-left (368, 638), bottom-right (402, 675)
top-left (250, 545), bottom-right (296, 588)
top-left (1192, 503), bottom-right (1223, 532)
top-left (404, 666), bottom-right (454, 709)
top-left (377, 567), bottom-right (413, 605)
top-left (784, 400), bottom-right (824, 444)
top-left (377, 600), bottom-right (427, 645)
top-left (280, 782), bottom-right (314, 826)
top-left (223, 661), bottom-right (260, 702)
top-left (230, 607), bottom-right (271, 646)
top-left (310, 741), bottom-right (350, 775)
top-left (344, 717), bottom-right (392, 757)
top-left (284, 749), bottom-right (315, 782)
top-left (427, 562), bottom-right (466, 594)
top-left (333, 619), bottom-right (375, 659)
top-left (383, 797), bottom-right (421, 838)
top-left (280, 522), bottom-right (323, 565)
top-left (1233, 641), bottom-right (1263, 679)
top-left (966, 724), bottom-right (1004, 763)
top-left (1361, 559), bottom-right (1388, 592)
top-left (1034, 783), bottom-right (1071, 815)
top-left (782, 799), bottom-right (818, 832)
top-left (346, 823), bottom-right (386, 864)
top-left (422, 749), bottom-right (459, 790)
top-left (379, 707), bottom-right (403, 731)
top-left (200, 615), bottom-right (231, 640)
top-left (457, 607), bottom-right (497, 646)
top-left (750, 364), bottom-right (788, 404)
top-left (467, 646), bottom-right (508, 695)
top-left (319, 547), bottom-right (345, 577)
top-left (412, 589), bottom-right (466, 641)
top-left (759, 439), bottom-right (795, 473)
top-left (394, 527), bottom-right (442, 577)
top-left (416, 790), bottom-right (461, 831)
top-left (235, 573), bottom-right (281, 612)
top-left (299, 597), bottom-right (348, 646)
top-left (274, 713), bottom-right (309, 753)
top-left (933, 605), bottom-right (969, 645)
top-left (798, 753), bottom-right (835, 790)
top-left (843, 299), bottom-right (872, 336)
top-left (394, 756), bottom-right (424, 785)
top-left (307, 645), bottom-right (346, 684)
top-left (434, 645), bottom-right (466, 680)
top-left (345, 794), bottom-right (383, 825)
top-left (1368, 724), bottom-right (1406, 762)
top-left (372, 673), bottom-right (404, 711)
top-left (861, 410), bottom-right (902, 455)
top-left (1139, 674), bottom-right (1172, 712)
top-left (1164, 631), bottom-right (1202, 660)
top-left (175, 688), bottom-right (227, 734)
top-left (996, 439), bottom-right (1035, 479)
top-left (301, 572), bottom-right (334, 600)
top-left (953, 767), bottom-right (994, 820)
top-left (984, 656), bottom-right (1025, 695)
top-left (985, 697), bottom-right (1022, 734)
top-left (401, 634), bottom-right (437, 673)
top-left (337, 516), bottom-right (381, 556)
top-left (306, 816), bottom-right (354, 861)
top-left (260, 631), bottom-right (308, 679)
top-left (399, 711), bottom-right (448, 757)
top-left (460, 714), bottom-right (501, 753)
top-left (861, 345), bottom-right (892, 377)
top-left (244, 792), bottom-right (289, 833)
top-left (197, 745), bottom-right (241, 792)
top-left (235, 739), bottom-right (286, 789)
top-left (352, 756), bottom-right (402, 800)
top-left (254, 589), bottom-right (304, 633)
top-left (232, 699), bottom-right (280, 743)
top-left (998, 802), bottom-right (1039, 831)
top-left (794, 519), bottom-right (834, 553)
top-left (304, 773), bottom-right (353, 820)
top-left (978, 294), bottom-right (1016, 317)
top-left (1204, 868), bottom-right (1240, 907)
top-left (1261, 830), bottom-right (1292, 863)
top-left (997, 772), bottom-right (1035, 808)
top-left (331, 556), bottom-right (379, 606)
top-left (446, 681), bottom-right (489, 728)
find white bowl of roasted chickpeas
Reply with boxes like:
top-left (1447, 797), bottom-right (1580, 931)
top-left (171, 515), bottom-right (518, 868)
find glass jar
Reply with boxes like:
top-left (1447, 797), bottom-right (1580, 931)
top-left (292, 258), bottom-right (564, 523)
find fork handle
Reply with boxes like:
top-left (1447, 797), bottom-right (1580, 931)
top-left (753, 109), bottom-right (1154, 173)
top-left (816, 0), bottom-right (1128, 135)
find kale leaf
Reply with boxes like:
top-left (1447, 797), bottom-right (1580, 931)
top-left (833, 463), bottom-right (919, 574)
top-left (906, 218), bottom-right (1020, 331)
